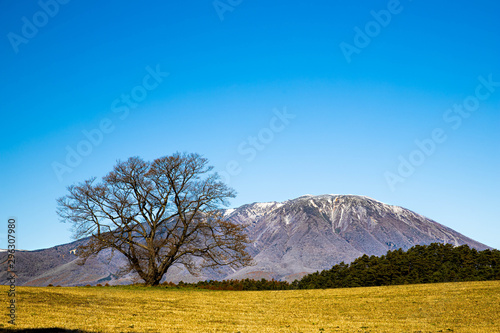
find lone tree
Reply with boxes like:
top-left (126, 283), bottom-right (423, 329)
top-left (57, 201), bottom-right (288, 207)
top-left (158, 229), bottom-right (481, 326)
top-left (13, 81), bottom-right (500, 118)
top-left (57, 153), bottom-right (252, 286)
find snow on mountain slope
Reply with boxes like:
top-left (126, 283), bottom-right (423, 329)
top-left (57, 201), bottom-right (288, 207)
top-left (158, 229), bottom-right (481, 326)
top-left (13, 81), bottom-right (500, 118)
top-left (223, 194), bottom-right (490, 281)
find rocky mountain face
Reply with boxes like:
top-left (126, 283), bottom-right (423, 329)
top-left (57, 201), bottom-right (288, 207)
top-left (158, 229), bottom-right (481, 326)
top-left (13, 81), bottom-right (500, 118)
top-left (224, 195), bottom-right (490, 281)
top-left (1, 194), bottom-right (491, 286)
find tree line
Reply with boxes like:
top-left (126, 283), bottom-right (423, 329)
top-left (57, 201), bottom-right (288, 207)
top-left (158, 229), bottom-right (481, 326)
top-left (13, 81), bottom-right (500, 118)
top-left (165, 243), bottom-right (500, 290)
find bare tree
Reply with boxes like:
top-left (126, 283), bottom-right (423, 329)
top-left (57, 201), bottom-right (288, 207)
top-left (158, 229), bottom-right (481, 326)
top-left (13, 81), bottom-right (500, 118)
top-left (57, 153), bottom-right (252, 286)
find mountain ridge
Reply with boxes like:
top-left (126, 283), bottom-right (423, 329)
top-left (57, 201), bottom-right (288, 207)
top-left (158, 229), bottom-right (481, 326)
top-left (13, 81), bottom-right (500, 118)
top-left (1, 194), bottom-right (492, 286)
top-left (222, 194), bottom-right (490, 281)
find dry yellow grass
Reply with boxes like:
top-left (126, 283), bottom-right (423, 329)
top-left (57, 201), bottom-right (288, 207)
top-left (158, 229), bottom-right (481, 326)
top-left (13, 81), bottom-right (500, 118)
top-left (1, 281), bottom-right (499, 332)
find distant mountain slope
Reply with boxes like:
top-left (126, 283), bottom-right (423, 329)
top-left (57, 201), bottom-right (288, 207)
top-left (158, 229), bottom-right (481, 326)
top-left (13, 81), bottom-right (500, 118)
top-left (1, 194), bottom-right (491, 286)
top-left (225, 195), bottom-right (490, 281)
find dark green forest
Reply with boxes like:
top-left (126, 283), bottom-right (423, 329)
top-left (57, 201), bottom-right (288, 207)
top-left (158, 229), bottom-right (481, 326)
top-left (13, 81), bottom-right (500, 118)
top-left (296, 243), bottom-right (500, 289)
top-left (163, 243), bottom-right (500, 291)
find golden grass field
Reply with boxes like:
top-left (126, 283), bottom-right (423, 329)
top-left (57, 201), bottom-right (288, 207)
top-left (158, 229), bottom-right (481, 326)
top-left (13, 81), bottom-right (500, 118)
top-left (1, 281), bottom-right (499, 332)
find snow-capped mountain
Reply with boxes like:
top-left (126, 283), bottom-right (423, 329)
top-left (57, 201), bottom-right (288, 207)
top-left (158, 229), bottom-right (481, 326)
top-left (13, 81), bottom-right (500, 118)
top-left (1, 194), bottom-right (491, 286)
top-left (223, 194), bottom-right (490, 281)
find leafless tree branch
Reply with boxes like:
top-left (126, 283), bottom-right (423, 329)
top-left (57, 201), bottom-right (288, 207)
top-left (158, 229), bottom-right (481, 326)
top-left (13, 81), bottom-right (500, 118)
top-left (57, 152), bottom-right (252, 286)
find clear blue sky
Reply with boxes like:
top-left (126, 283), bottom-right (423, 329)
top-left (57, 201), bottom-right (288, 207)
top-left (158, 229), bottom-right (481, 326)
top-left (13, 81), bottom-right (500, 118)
top-left (1, 0), bottom-right (499, 250)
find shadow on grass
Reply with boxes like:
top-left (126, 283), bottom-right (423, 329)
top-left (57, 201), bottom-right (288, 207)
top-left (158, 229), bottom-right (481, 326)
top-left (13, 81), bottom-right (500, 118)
top-left (0, 329), bottom-right (94, 333)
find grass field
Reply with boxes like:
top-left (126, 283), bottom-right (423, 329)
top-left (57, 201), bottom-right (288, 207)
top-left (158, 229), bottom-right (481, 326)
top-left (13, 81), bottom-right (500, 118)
top-left (1, 281), bottom-right (499, 332)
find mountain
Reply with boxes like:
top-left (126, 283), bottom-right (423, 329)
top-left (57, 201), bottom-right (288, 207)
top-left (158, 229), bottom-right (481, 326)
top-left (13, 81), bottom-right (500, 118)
top-left (1, 194), bottom-right (491, 286)
top-left (223, 194), bottom-right (490, 281)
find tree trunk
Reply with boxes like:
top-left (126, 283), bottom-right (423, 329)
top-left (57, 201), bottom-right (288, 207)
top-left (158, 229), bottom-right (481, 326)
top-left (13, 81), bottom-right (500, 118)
top-left (145, 274), bottom-right (162, 286)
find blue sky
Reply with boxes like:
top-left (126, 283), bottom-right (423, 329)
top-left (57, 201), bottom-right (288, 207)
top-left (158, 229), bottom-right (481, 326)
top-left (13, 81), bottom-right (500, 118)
top-left (1, 0), bottom-right (499, 250)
